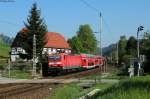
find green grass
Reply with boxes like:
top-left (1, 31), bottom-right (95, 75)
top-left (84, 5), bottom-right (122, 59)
top-left (47, 83), bottom-right (110, 99)
top-left (96, 76), bottom-right (150, 99)
top-left (3, 70), bottom-right (30, 79)
top-left (48, 83), bottom-right (80, 99)
top-left (0, 42), bottom-right (10, 58)
top-left (0, 59), bottom-right (32, 79)
top-left (102, 74), bottom-right (128, 80)
top-left (81, 66), bottom-right (128, 80)
top-left (0, 59), bottom-right (7, 69)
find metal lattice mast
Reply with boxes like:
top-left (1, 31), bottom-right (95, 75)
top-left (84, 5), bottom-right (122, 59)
top-left (32, 34), bottom-right (36, 77)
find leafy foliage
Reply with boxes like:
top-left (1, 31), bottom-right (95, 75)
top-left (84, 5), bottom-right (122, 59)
top-left (116, 32), bottom-right (150, 73)
top-left (118, 36), bottom-right (127, 65)
top-left (77, 24), bottom-right (97, 54)
top-left (11, 31), bottom-right (27, 47)
top-left (68, 36), bottom-right (84, 54)
top-left (126, 36), bottom-right (137, 56)
top-left (141, 32), bottom-right (150, 73)
top-left (102, 44), bottom-right (116, 56)
top-left (68, 24), bottom-right (97, 54)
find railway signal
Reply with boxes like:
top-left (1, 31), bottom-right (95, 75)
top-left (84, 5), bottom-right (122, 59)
top-left (137, 26), bottom-right (144, 77)
top-left (137, 26), bottom-right (144, 59)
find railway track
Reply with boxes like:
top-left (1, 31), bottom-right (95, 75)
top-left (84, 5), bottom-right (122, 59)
top-left (0, 67), bottom-right (103, 99)
top-left (0, 67), bottom-right (104, 99)
top-left (0, 83), bottom-right (53, 99)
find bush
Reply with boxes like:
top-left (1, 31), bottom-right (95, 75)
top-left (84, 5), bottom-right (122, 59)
top-left (96, 76), bottom-right (150, 99)
top-left (118, 63), bottom-right (129, 76)
top-left (143, 62), bottom-right (150, 74)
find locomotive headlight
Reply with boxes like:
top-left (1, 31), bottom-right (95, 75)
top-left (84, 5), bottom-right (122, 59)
top-left (49, 62), bottom-right (61, 65)
top-left (49, 62), bottom-right (54, 65)
top-left (56, 62), bottom-right (61, 64)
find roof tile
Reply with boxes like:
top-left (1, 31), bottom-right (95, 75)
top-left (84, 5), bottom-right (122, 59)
top-left (45, 32), bottom-right (70, 49)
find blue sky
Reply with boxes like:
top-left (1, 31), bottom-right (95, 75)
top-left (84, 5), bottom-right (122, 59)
top-left (0, 0), bottom-right (150, 47)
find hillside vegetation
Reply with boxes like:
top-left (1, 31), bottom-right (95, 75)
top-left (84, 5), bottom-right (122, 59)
top-left (102, 43), bottom-right (116, 56)
top-left (0, 42), bottom-right (10, 58)
top-left (0, 34), bottom-right (12, 58)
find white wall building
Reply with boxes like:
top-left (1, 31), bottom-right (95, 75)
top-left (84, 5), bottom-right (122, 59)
top-left (11, 30), bottom-right (71, 62)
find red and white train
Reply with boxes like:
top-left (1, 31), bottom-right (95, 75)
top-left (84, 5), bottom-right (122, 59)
top-left (42, 53), bottom-right (105, 75)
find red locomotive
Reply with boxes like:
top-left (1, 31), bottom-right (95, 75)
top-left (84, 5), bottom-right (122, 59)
top-left (42, 53), bottom-right (105, 75)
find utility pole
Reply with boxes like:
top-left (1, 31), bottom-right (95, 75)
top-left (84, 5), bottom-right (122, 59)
top-left (8, 58), bottom-right (10, 78)
top-left (137, 28), bottom-right (139, 59)
top-left (32, 34), bottom-right (37, 77)
top-left (116, 42), bottom-right (119, 66)
top-left (100, 12), bottom-right (105, 72)
top-left (100, 12), bottom-right (102, 56)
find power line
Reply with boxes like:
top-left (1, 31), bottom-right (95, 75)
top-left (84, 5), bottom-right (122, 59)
top-left (80, 0), bottom-right (103, 56)
top-left (102, 17), bottom-right (113, 35)
top-left (80, 0), bottom-right (113, 39)
top-left (79, 0), bottom-right (113, 37)
top-left (0, 20), bottom-right (21, 27)
top-left (80, 0), bottom-right (100, 13)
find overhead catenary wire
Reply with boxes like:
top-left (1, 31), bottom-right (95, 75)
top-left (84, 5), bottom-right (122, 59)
top-left (0, 20), bottom-right (23, 36)
top-left (0, 20), bottom-right (21, 27)
top-left (80, 0), bottom-right (103, 56)
top-left (80, 0), bottom-right (100, 13)
top-left (79, 0), bottom-right (113, 45)
top-left (102, 17), bottom-right (113, 36)
top-left (79, 0), bottom-right (114, 72)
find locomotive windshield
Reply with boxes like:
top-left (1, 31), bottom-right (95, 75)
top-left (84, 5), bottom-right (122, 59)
top-left (49, 56), bottom-right (61, 61)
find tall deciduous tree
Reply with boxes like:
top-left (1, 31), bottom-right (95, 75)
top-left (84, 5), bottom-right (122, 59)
top-left (141, 32), bottom-right (150, 73)
top-left (118, 36), bottom-right (127, 65)
top-left (68, 36), bottom-right (83, 54)
top-left (23, 3), bottom-right (48, 60)
top-left (77, 24), bottom-right (97, 54)
top-left (126, 36), bottom-right (137, 57)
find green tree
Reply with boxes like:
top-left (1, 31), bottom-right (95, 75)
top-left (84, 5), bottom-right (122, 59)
top-left (110, 50), bottom-right (117, 64)
top-left (77, 24), bottom-right (97, 54)
top-left (23, 3), bottom-right (48, 60)
top-left (118, 36), bottom-right (127, 65)
top-left (141, 32), bottom-right (150, 73)
top-left (126, 36), bottom-right (137, 57)
top-left (68, 36), bottom-right (83, 54)
top-left (11, 30), bottom-right (31, 59)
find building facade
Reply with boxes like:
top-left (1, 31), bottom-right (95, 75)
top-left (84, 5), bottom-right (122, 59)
top-left (11, 29), bottom-right (71, 61)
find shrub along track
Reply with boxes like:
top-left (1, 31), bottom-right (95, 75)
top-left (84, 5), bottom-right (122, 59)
top-left (0, 83), bottom-right (54, 99)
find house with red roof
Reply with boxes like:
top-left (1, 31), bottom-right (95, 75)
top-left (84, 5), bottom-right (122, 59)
top-left (43, 32), bottom-right (71, 54)
top-left (11, 29), bottom-right (71, 61)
